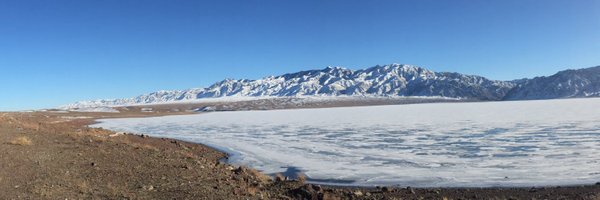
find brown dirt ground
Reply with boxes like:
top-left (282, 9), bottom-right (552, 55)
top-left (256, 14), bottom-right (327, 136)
top-left (1, 110), bottom-right (599, 200)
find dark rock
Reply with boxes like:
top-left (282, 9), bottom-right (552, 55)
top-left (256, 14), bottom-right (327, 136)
top-left (278, 195), bottom-right (293, 200)
top-left (381, 186), bottom-right (390, 192)
top-left (290, 184), bottom-right (323, 200)
top-left (311, 184), bottom-right (322, 192)
top-left (407, 187), bottom-right (415, 194)
top-left (529, 187), bottom-right (537, 192)
top-left (234, 166), bottom-right (246, 175)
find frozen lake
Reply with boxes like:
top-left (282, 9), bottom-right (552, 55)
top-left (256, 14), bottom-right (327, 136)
top-left (92, 98), bottom-right (600, 187)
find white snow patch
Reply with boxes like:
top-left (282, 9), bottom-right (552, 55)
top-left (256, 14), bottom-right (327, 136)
top-left (60, 116), bottom-right (93, 119)
top-left (69, 107), bottom-right (119, 113)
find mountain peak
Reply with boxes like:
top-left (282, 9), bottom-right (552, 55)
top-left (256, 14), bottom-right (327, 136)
top-left (62, 64), bottom-right (600, 109)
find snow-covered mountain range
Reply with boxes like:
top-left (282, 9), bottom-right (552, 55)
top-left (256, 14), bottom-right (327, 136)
top-left (63, 64), bottom-right (600, 109)
top-left (503, 66), bottom-right (600, 100)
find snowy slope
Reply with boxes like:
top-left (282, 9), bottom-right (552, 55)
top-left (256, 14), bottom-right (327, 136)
top-left (64, 64), bottom-right (600, 109)
top-left (504, 66), bottom-right (600, 100)
top-left (63, 64), bottom-right (514, 108)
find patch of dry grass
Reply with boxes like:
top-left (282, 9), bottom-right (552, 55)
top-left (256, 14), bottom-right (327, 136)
top-left (247, 167), bottom-right (273, 184)
top-left (9, 136), bottom-right (32, 146)
top-left (297, 173), bottom-right (307, 184)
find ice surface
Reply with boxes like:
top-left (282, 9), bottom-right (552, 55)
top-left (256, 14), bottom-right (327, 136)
top-left (92, 98), bottom-right (600, 187)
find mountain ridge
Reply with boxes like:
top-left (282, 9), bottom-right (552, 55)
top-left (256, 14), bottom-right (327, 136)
top-left (503, 66), bottom-right (600, 100)
top-left (62, 64), bottom-right (600, 109)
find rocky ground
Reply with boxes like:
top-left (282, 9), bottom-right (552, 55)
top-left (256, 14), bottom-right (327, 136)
top-left (1, 110), bottom-right (600, 200)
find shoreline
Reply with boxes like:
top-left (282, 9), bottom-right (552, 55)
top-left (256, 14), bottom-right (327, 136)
top-left (84, 111), bottom-right (600, 190)
top-left (1, 110), bottom-right (600, 199)
top-left (90, 99), bottom-right (600, 189)
top-left (112, 131), bottom-right (600, 189)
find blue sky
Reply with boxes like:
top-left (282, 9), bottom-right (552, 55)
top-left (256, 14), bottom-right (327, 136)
top-left (1, 0), bottom-right (599, 111)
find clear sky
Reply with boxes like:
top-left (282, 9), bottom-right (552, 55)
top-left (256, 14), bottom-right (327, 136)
top-left (1, 0), bottom-right (599, 111)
